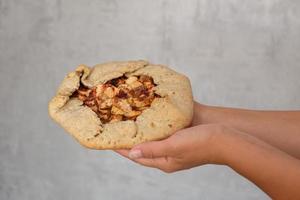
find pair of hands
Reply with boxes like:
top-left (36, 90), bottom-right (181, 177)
top-left (115, 124), bottom-right (228, 173)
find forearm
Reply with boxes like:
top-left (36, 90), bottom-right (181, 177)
top-left (194, 102), bottom-right (300, 158)
top-left (216, 129), bottom-right (300, 199)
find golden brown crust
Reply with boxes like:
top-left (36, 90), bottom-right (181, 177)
top-left (48, 60), bottom-right (193, 149)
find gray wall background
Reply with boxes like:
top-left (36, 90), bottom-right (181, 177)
top-left (1, 0), bottom-right (300, 199)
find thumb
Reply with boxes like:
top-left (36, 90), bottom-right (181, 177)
top-left (128, 140), bottom-right (171, 159)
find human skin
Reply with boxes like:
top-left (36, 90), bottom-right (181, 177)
top-left (115, 101), bottom-right (300, 199)
top-left (192, 102), bottom-right (300, 159)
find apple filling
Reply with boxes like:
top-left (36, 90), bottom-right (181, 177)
top-left (73, 75), bottom-right (160, 123)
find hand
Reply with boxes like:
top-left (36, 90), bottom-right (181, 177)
top-left (191, 101), bottom-right (204, 126)
top-left (115, 124), bottom-right (227, 173)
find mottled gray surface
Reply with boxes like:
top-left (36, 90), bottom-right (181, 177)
top-left (1, 0), bottom-right (300, 199)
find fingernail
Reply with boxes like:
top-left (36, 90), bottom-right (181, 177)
top-left (129, 149), bottom-right (142, 159)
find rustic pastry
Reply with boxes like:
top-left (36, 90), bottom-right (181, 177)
top-left (48, 60), bottom-right (193, 149)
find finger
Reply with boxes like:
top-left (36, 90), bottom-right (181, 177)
top-left (134, 157), bottom-right (170, 171)
top-left (114, 149), bottom-right (130, 158)
top-left (129, 139), bottom-right (171, 159)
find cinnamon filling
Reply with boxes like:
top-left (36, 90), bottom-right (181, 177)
top-left (73, 75), bottom-right (160, 123)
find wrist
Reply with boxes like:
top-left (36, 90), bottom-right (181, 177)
top-left (209, 125), bottom-right (242, 165)
top-left (213, 127), bottom-right (262, 167)
top-left (193, 102), bottom-right (210, 125)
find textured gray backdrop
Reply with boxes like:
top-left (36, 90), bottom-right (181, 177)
top-left (1, 0), bottom-right (300, 199)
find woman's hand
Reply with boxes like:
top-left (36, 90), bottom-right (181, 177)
top-left (115, 124), bottom-right (226, 173)
top-left (115, 123), bottom-right (300, 199)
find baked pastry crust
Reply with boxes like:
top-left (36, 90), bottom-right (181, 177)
top-left (48, 60), bottom-right (193, 149)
